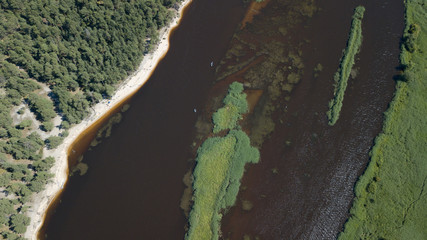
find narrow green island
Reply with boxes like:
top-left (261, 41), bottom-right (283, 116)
top-left (186, 82), bottom-right (260, 240)
top-left (339, 0), bottom-right (427, 239)
top-left (327, 6), bottom-right (365, 125)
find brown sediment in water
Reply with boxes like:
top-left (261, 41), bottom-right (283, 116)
top-left (241, 0), bottom-right (271, 29)
top-left (245, 89), bottom-right (263, 114)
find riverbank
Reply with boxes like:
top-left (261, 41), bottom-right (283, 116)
top-left (23, 0), bottom-right (192, 238)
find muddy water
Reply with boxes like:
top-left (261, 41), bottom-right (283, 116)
top-left (41, 0), bottom-right (246, 239)
top-left (221, 0), bottom-right (404, 239)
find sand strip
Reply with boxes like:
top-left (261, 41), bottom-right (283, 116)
top-left (24, 1), bottom-right (193, 239)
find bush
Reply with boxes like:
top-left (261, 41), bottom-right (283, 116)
top-left (41, 121), bottom-right (54, 132)
top-left (32, 157), bottom-right (55, 172)
top-left (15, 119), bottom-right (32, 129)
top-left (403, 23), bottom-right (420, 53)
top-left (0, 172), bottom-right (12, 187)
top-left (26, 93), bottom-right (56, 122)
top-left (60, 121), bottom-right (70, 130)
top-left (0, 128), bottom-right (8, 138)
top-left (17, 108), bottom-right (25, 115)
top-left (5, 132), bottom-right (44, 160)
top-left (60, 130), bottom-right (69, 137)
top-left (1, 232), bottom-right (22, 240)
top-left (0, 153), bottom-right (8, 162)
top-left (45, 136), bottom-right (63, 149)
top-left (9, 214), bottom-right (30, 234)
top-left (0, 199), bottom-right (14, 225)
top-left (28, 180), bottom-right (44, 193)
top-left (6, 127), bottom-right (21, 138)
top-left (6, 183), bottom-right (32, 204)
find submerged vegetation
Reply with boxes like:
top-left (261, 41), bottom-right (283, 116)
top-left (339, 1), bottom-right (427, 239)
top-left (207, 0), bottom-right (317, 147)
top-left (327, 6), bottom-right (365, 125)
top-left (186, 3), bottom-right (319, 237)
top-left (186, 82), bottom-right (259, 240)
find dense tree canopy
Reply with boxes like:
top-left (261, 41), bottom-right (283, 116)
top-left (1, 0), bottom-right (179, 122)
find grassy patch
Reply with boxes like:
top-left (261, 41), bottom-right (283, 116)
top-left (327, 6), bottom-right (365, 125)
top-left (339, 1), bottom-right (427, 239)
top-left (187, 135), bottom-right (236, 240)
top-left (212, 82), bottom-right (248, 133)
top-left (186, 82), bottom-right (259, 240)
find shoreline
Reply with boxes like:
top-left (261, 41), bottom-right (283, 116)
top-left (24, 0), bottom-right (193, 239)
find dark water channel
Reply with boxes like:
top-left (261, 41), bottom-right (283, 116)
top-left (41, 0), bottom-right (404, 239)
top-left (41, 0), bottom-right (246, 239)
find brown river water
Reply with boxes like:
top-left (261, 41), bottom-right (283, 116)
top-left (40, 0), bottom-right (404, 239)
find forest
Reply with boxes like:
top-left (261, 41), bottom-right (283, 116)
top-left (0, 0), bottom-right (181, 238)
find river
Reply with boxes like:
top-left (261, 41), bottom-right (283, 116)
top-left (41, 0), bottom-right (404, 239)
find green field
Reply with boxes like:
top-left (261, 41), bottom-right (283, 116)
top-left (186, 82), bottom-right (259, 240)
top-left (327, 6), bottom-right (365, 126)
top-left (339, 1), bottom-right (427, 239)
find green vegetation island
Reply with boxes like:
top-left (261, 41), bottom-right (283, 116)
top-left (186, 82), bottom-right (260, 240)
top-left (327, 6), bottom-right (365, 126)
top-left (339, 0), bottom-right (427, 239)
top-left (0, 0), bottom-right (192, 239)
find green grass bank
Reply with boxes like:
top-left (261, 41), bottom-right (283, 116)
top-left (327, 6), bottom-right (365, 125)
top-left (339, 0), bottom-right (427, 239)
top-left (186, 82), bottom-right (260, 240)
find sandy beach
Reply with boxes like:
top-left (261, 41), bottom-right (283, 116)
top-left (24, 0), bottom-right (193, 238)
